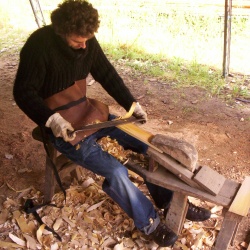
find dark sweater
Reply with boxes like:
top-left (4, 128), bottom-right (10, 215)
top-left (13, 25), bottom-right (136, 126)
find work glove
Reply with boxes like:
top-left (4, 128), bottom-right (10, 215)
top-left (45, 113), bottom-right (76, 142)
top-left (133, 102), bottom-right (147, 124)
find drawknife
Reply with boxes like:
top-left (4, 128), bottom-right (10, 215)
top-left (68, 116), bottom-right (144, 136)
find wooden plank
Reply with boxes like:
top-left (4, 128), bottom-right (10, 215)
top-left (217, 178), bottom-right (240, 202)
top-left (44, 145), bottom-right (57, 203)
top-left (193, 165), bottom-right (226, 195)
top-left (148, 157), bottom-right (158, 172)
top-left (117, 123), bottom-right (163, 153)
top-left (125, 161), bottom-right (240, 207)
top-left (151, 134), bottom-right (198, 172)
top-left (147, 147), bottom-right (202, 189)
top-left (118, 123), bottom-right (199, 172)
top-left (229, 176), bottom-right (250, 216)
top-left (165, 193), bottom-right (188, 235)
top-left (212, 211), bottom-right (242, 250)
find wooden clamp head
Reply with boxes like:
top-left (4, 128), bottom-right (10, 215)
top-left (150, 134), bottom-right (198, 172)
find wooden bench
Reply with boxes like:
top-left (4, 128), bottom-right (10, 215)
top-left (32, 127), bottom-right (78, 203)
top-left (32, 127), bottom-right (250, 250)
top-left (127, 160), bottom-right (250, 250)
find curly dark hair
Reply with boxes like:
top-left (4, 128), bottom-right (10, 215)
top-left (51, 0), bottom-right (100, 37)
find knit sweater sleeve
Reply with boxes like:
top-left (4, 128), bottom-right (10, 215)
top-left (13, 31), bottom-right (54, 126)
top-left (89, 37), bottom-right (136, 112)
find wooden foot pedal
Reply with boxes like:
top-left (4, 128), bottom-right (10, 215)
top-left (193, 165), bottom-right (226, 195)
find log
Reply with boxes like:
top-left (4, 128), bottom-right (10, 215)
top-left (151, 134), bottom-right (198, 172)
top-left (117, 123), bottom-right (198, 170)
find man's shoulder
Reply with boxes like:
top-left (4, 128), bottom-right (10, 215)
top-left (21, 25), bottom-right (55, 52)
top-left (28, 25), bottom-right (54, 41)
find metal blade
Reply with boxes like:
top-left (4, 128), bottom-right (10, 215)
top-left (73, 116), bottom-right (143, 133)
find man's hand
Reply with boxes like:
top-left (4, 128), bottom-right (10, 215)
top-left (45, 113), bottom-right (76, 142)
top-left (133, 102), bottom-right (147, 123)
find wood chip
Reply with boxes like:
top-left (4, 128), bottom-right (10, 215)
top-left (9, 233), bottom-right (26, 247)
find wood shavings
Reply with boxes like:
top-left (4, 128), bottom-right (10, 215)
top-left (210, 205), bottom-right (223, 214)
top-left (102, 237), bottom-right (117, 248)
top-left (9, 232), bottom-right (26, 246)
top-left (114, 242), bottom-right (124, 250)
top-left (23, 234), bottom-right (37, 250)
top-left (5, 182), bottom-right (31, 193)
top-left (0, 208), bottom-right (8, 224)
top-left (36, 224), bottom-right (46, 245)
top-left (62, 215), bottom-right (76, 228)
top-left (51, 242), bottom-right (59, 250)
top-left (13, 210), bottom-right (36, 235)
top-left (97, 136), bottom-right (134, 162)
top-left (53, 217), bottom-right (63, 231)
top-left (0, 175), bottom-right (229, 250)
top-left (86, 199), bottom-right (106, 212)
top-left (0, 240), bottom-right (25, 248)
top-left (175, 241), bottom-right (190, 250)
top-left (97, 136), bottom-right (147, 172)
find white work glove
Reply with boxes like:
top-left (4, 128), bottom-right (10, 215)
top-left (133, 102), bottom-right (147, 124)
top-left (45, 113), bottom-right (76, 142)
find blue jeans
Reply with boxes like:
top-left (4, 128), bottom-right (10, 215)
top-left (49, 115), bottom-right (173, 234)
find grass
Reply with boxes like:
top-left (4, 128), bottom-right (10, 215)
top-left (0, 0), bottom-right (249, 99)
top-left (102, 42), bottom-right (229, 96)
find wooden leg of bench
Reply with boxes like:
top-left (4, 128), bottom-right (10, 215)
top-left (44, 145), bottom-right (57, 203)
top-left (165, 192), bottom-right (188, 235)
top-left (212, 211), bottom-right (243, 250)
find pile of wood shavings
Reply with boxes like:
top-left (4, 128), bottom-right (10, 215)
top-left (97, 136), bottom-right (137, 163)
top-left (0, 136), bottom-right (242, 250)
top-left (0, 179), bottom-right (159, 249)
top-left (0, 177), bottom-right (229, 250)
top-left (0, 180), bottom-right (226, 250)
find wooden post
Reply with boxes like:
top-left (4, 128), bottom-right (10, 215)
top-left (222, 0), bottom-right (232, 77)
top-left (29, 0), bottom-right (46, 28)
top-left (165, 193), bottom-right (188, 235)
top-left (212, 211), bottom-right (243, 250)
top-left (44, 144), bottom-right (57, 203)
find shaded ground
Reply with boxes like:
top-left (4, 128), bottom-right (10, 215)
top-left (0, 53), bottom-right (250, 249)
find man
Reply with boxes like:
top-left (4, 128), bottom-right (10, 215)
top-left (13, 0), bottom-right (210, 247)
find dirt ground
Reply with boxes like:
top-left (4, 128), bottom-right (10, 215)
top-left (0, 52), bottom-right (250, 249)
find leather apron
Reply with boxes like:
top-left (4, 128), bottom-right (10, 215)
top-left (44, 79), bottom-right (109, 145)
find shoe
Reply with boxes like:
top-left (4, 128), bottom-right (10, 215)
top-left (151, 222), bottom-right (178, 247)
top-left (164, 202), bottom-right (211, 222)
top-left (186, 202), bottom-right (211, 221)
